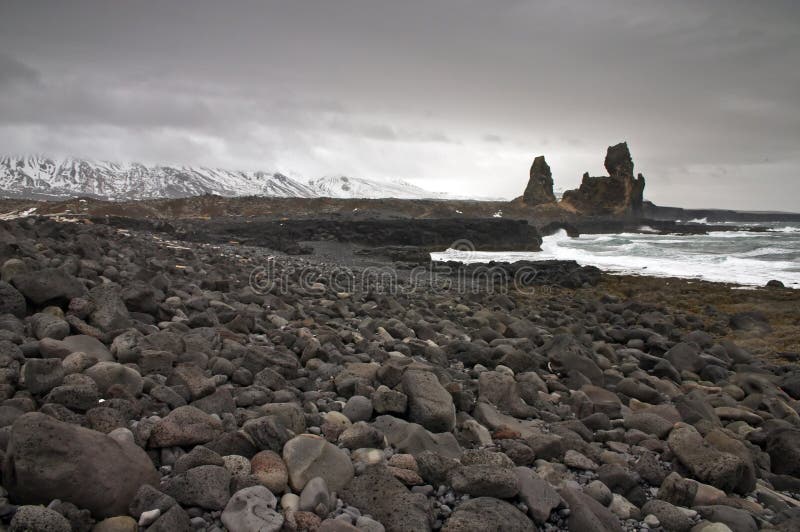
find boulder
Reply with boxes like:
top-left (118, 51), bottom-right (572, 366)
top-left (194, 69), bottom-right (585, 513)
top-left (162, 464), bottom-right (231, 510)
top-left (442, 496), bottom-right (533, 532)
top-left (30, 312), bottom-right (70, 340)
top-left (22, 357), bottom-right (64, 395)
top-left (641, 500), bottom-right (694, 532)
top-left (341, 465), bottom-right (432, 531)
top-left (372, 415), bottom-right (461, 458)
top-left (251, 450), bottom-right (289, 493)
top-left (4, 412), bottom-right (159, 518)
top-left (766, 429), bottom-right (800, 477)
top-left (0, 280), bottom-right (26, 318)
top-left (515, 467), bottom-right (562, 524)
top-left (10, 505), bottom-right (72, 532)
top-left (85, 361), bottom-right (143, 396)
top-left (402, 369), bottom-right (456, 433)
top-left (559, 487), bottom-right (623, 532)
top-left (88, 283), bottom-right (132, 332)
top-left (148, 405), bottom-right (224, 447)
top-left (667, 423), bottom-right (751, 493)
top-left (664, 342), bottom-right (704, 374)
top-left (11, 268), bottom-right (87, 306)
top-left (283, 434), bottom-right (354, 492)
top-left (221, 485), bottom-right (283, 532)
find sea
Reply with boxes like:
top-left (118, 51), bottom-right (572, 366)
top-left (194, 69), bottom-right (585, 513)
top-left (432, 221), bottom-right (800, 289)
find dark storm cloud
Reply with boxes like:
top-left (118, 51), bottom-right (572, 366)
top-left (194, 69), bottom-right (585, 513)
top-left (0, 0), bottom-right (798, 209)
top-left (0, 53), bottom-right (40, 87)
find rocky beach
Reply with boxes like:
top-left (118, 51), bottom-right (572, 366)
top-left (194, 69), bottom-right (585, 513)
top-left (0, 204), bottom-right (798, 532)
top-left (3, 2), bottom-right (800, 530)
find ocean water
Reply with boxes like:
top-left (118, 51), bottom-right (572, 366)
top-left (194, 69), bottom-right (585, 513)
top-left (431, 222), bottom-right (800, 288)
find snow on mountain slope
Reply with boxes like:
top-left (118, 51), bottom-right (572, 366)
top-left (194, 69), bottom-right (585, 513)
top-left (0, 156), bottom-right (456, 201)
top-left (0, 156), bottom-right (316, 200)
top-left (306, 175), bottom-right (447, 199)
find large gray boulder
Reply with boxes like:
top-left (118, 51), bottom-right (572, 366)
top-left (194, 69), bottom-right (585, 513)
top-left (88, 283), bottom-right (132, 332)
top-left (402, 369), bottom-right (456, 433)
top-left (3, 412), bottom-right (159, 518)
top-left (222, 486), bottom-right (283, 532)
top-left (282, 434), bottom-right (354, 492)
top-left (85, 361), bottom-right (144, 396)
top-left (667, 423), bottom-right (751, 493)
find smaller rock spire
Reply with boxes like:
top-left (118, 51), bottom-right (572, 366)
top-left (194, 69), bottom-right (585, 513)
top-left (522, 155), bottom-right (556, 206)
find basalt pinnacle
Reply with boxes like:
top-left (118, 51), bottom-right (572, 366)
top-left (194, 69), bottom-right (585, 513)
top-left (522, 155), bottom-right (556, 206)
top-left (561, 141), bottom-right (646, 216)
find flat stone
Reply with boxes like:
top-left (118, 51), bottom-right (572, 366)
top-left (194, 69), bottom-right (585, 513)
top-left (564, 449), bottom-right (599, 470)
top-left (515, 467), bottom-right (562, 524)
top-left (372, 415), bottom-right (461, 458)
top-left (442, 496), bottom-right (533, 532)
top-left (221, 485), bottom-right (283, 532)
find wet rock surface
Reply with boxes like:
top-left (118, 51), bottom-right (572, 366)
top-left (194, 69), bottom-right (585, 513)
top-left (0, 215), bottom-right (797, 532)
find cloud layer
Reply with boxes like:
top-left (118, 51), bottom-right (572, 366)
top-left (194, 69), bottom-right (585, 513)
top-left (1, 0), bottom-right (798, 209)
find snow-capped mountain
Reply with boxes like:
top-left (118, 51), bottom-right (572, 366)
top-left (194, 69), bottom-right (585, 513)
top-left (0, 156), bottom-right (452, 201)
top-left (0, 156), bottom-right (316, 200)
top-left (306, 175), bottom-right (447, 200)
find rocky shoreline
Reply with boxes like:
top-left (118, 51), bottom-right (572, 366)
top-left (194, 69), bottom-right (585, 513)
top-left (0, 215), bottom-right (799, 532)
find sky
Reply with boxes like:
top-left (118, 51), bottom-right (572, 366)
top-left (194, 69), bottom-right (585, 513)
top-left (1, 0), bottom-right (799, 210)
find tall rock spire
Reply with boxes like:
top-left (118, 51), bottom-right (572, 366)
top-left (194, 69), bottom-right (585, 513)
top-left (522, 155), bottom-right (556, 206)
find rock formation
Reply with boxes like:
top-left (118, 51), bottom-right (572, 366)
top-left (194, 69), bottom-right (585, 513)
top-left (522, 155), bottom-right (556, 206)
top-left (561, 142), bottom-right (646, 216)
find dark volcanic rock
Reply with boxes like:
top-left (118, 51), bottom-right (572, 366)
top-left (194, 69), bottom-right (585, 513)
top-left (341, 466), bottom-right (432, 532)
top-left (0, 280), bottom-right (26, 317)
top-left (11, 268), bottom-right (87, 306)
top-left (443, 496), bottom-right (533, 532)
top-left (522, 155), bottom-right (556, 206)
top-left (402, 369), bottom-right (456, 433)
top-left (561, 142), bottom-right (646, 216)
top-left (4, 412), bottom-right (159, 518)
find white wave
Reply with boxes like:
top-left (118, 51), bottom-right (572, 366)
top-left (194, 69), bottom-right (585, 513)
top-left (706, 231), bottom-right (765, 238)
top-left (688, 217), bottom-right (708, 224)
top-left (736, 246), bottom-right (795, 258)
top-left (432, 228), bottom-right (800, 288)
top-left (773, 226), bottom-right (800, 233)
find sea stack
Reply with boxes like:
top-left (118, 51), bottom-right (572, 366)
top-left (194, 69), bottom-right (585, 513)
top-left (522, 155), bottom-right (556, 206)
top-left (561, 141), bottom-right (646, 216)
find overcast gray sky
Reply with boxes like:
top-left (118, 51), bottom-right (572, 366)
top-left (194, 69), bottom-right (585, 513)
top-left (1, 0), bottom-right (798, 210)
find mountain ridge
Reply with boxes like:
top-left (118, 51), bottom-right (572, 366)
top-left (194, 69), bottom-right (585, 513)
top-left (0, 155), bottom-right (451, 201)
